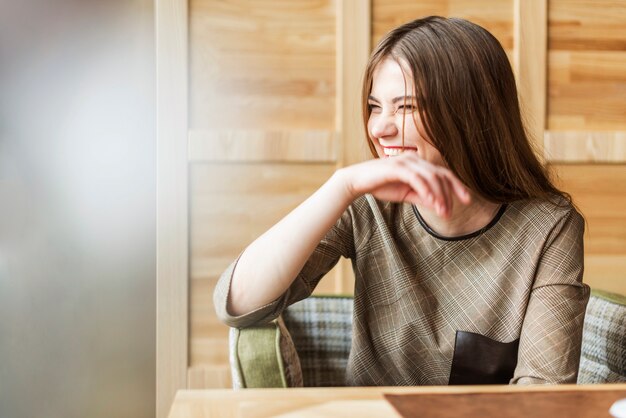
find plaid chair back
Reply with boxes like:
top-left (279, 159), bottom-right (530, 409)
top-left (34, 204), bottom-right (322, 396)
top-left (577, 290), bottom-right (626, 383)
top-left (282, 296), bottom-right (353, 387)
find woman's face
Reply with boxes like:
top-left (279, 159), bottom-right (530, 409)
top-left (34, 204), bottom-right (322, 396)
top-left (367, 57), bottom-right (445, 166)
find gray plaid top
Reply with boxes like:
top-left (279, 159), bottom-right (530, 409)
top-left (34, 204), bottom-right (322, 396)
top-left (215, 195), bottom-right (589, 385)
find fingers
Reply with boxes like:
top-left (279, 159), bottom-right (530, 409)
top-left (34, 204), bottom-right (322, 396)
top-left (395, 167), bottom-right (436, 207)
top-left (439, 175), bottom-right (453, 218)
top-left (402, 189), bottom-right (432, 207)
top-left (347, 153), bottom-right (471, 213)
top-left (397, 159), bottom-right (448, 215)
top-left (394, 153), bottom-right (470, 215)
top-left (441, 169), bottom-right (472, 205)
top-left (393, 162), bottom-right (446, 214)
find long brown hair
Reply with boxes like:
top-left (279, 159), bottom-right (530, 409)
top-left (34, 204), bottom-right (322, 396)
top-left (362, 16), bottom-right (570, 206)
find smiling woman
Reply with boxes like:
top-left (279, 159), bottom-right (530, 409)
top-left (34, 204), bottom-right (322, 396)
top-left (366, 59), bottom-right (440, 162)
top-left (362, 17), bottom-right (571, 208)
top-left (213, 15), bottom-right (589, 387)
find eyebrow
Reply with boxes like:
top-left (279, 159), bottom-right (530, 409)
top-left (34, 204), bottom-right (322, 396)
top-left (368, 95), bottom-right (417, 104)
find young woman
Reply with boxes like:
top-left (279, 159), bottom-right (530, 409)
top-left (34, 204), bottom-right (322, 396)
top-left (214, 16), bottom-right (589, 385)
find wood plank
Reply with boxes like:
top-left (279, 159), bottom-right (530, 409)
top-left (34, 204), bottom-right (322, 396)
top-left (189, 0), bottom-right (336, 131)
top-left (544, 131), bottom-right (626, 162)
top-left (372, 0), bottom-right (446, 47)
top-left (336, 0), bottom-right (370, 292)
top-left (188, 129), bottom-right (337, 163)
top-left (189, 338), bottom-right (230, 366)
top-left (514, 0), bottom-right (547, 156)
top-left (547, 2), bottom-right (626, 131)
top-left (585, 255), bottom-right (626, 295)
top-left (549, 0), bottom-right (626, 51)
top-left (187, 365), bottom-right (232, 389)
top-left (372, 0), bottom-right (514, 52)
top-left (566, 51), bottom-right (626, 83)
top-left (551, 164), bottom-right (626, 291)
top-left (188, 163), bottom-right (340, 386)
top-left (156, 0), bottom-right (189, 416)
top-left (191, 96), bottom-right (335, 131)
top-left (189, 164), bottom-right (336, 267)
top-left (336, 0), bottom-right (371, 167)
top-left (189, 277), bottom-right (229, 338)
top-left (547, 82), bottom-right (626, 131)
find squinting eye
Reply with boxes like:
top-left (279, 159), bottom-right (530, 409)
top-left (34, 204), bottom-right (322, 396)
top-left (368, 104), bottom-right (382, 113)
top-left (397, 104), bottom-right (416, 114)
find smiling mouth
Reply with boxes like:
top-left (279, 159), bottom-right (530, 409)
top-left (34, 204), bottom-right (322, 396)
top-left (383, 146), bottom-right (417, 157)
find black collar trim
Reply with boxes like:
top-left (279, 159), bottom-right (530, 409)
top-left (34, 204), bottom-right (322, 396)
top-left (412, 203), bottom-right (507, 242)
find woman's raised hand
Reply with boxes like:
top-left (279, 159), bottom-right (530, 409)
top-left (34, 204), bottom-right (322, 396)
top-left (337, 152), bottom-right (471, 218)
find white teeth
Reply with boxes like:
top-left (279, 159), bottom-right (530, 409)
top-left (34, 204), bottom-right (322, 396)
top-left (383, 148), bottom-right (404, 156)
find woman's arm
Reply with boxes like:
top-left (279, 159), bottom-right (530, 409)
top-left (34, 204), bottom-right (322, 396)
top-left (511, 208), bottom-right (589, 384)
top-left (227, 152), bottom-right (471, 316)
top-left (226, 170), bottom-right (352, 316)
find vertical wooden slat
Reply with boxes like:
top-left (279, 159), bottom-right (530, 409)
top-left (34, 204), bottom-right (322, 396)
top-left (336, 0), bottom-right (372, 168)
top-left (335, 0), bottom-right (371, 294)
top-left (156, 0), bottom-right (188, 417)
top-left (513, 0), bottom-right (547, 156)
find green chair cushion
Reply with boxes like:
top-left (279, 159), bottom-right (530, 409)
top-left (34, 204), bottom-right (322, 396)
top-left (230, 317), bottom-right (302, 388)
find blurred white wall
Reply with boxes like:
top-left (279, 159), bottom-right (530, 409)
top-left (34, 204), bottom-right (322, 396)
top-left (0, 1), bottom-right (156, 417)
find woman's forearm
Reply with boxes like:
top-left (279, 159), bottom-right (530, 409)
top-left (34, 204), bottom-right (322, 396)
top-left (227, 170), bottom-right (354, 316)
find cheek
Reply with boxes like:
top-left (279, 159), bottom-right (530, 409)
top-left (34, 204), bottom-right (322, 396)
top-left (402, 115), bottom-right (422, 142)
top-left (367, 114), bottom-right (376, 137)
top-left (423, 142), bottom-right (447, 166)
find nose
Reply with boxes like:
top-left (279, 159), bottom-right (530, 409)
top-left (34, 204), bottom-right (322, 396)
top-left (369, 113), bottom-right (398, 140)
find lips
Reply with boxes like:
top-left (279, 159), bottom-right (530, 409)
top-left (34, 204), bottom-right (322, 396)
top-left (382, 146), bottom-right (418, 157)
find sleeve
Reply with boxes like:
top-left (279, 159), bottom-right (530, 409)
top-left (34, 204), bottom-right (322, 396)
top-left (511, 207), bottom-right (590, 384)
top-left (213, 206), bottom-right (356, 328)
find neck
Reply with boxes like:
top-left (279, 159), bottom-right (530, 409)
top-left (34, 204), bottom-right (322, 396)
top-left (415, 193), bottom-right (502, 238)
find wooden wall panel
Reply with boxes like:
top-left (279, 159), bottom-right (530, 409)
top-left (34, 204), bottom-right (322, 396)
top-left (548, 52), bottom-right (626, 130)
top-left (514, 0), bottom-right (547, 156)
top-left (548, 0), bottom-right (626, 51)
top-left (188, 129), bottom-right (337, 163)
top-left (544, 131), bottom-right (626, 162)
top-left (548, 1), bottom-right (626, 131)
top-left (372, 0), bottom-right (514, 56)
top-left (552, 164), bottom-right (626, 295)
top-left (189, 0), bottom-right (336, 131)
top-left (189, 162), bottom-right (337, 387)
top-left (187, 0), bottom-right (341, 389)
top-left (190, 163), bottom-right (337, 281)
top-left (186, 0), bottom-right (371, 389)
top-left (546, 0), bottom-right (626, 293)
